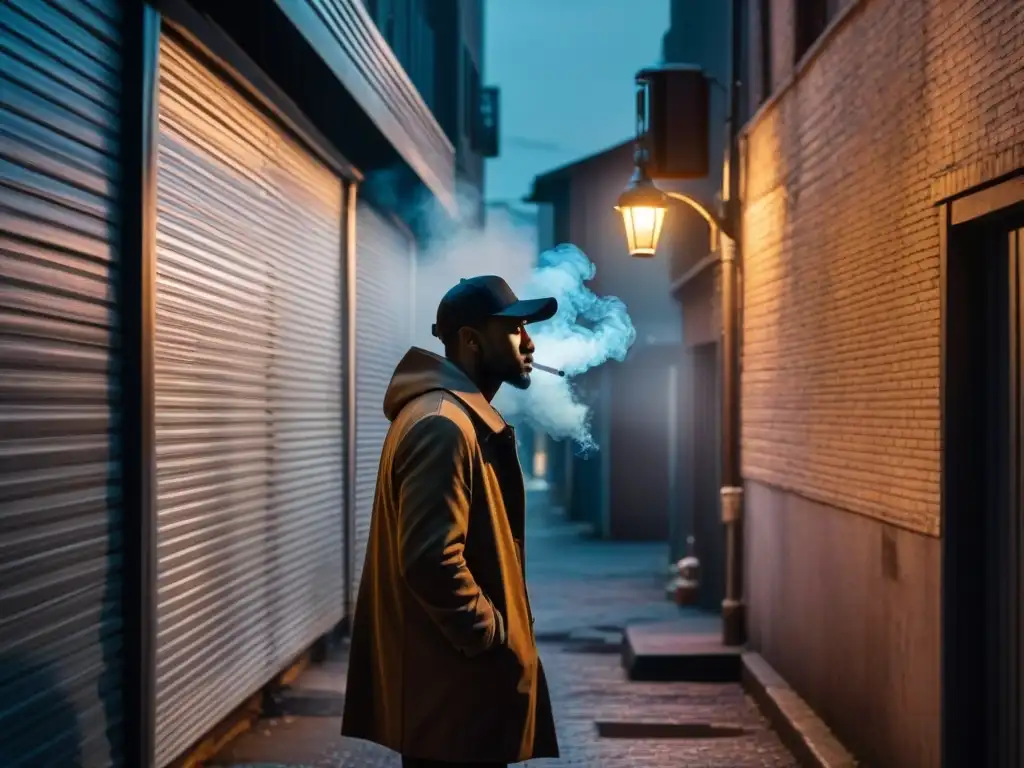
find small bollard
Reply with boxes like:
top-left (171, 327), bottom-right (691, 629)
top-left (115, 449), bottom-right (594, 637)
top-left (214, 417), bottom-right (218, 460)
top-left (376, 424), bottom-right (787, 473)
top-left (672, 536), bottom-right (701, 606)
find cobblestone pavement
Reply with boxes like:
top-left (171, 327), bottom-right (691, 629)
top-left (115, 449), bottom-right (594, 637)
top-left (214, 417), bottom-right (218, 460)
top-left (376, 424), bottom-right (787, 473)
top-left (213, 488), bottom-right (796, 767)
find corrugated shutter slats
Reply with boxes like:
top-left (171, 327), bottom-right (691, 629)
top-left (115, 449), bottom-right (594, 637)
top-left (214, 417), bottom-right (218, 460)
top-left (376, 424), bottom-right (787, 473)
top-left (351, 202), bottom-right (414, 606)
top-left (0, 0), bottom-right (124, 766)
top-left (153, 35), bottom-right (344, 767)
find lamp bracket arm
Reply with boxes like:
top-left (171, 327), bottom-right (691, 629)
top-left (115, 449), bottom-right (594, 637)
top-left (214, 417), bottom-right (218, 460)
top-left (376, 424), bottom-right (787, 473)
top-left (663, 191), bottom-right (737, 241)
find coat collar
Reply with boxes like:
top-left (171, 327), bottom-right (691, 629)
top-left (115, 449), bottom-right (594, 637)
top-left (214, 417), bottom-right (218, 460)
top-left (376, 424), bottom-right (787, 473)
top-left (385, 347), bottom-right (508, 435)
top-left (445, 385), bottom-right (509, 435)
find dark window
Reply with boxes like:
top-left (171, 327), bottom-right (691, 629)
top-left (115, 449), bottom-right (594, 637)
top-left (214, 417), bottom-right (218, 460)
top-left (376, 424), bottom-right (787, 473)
top-left (394, 0), bottom-right (409, 69)
top-left (794, 0), bottom-right (840, 63)
top-left (462, 46), bottom-right (480, 145)
top-left (373, 0), bottom-right (395, 45)
top-left (421, 20), bottom-right (435, 108)
top-left (414, 1), bottom-right (435, 108)
top-left (758, 0), bottom-right (773, 103)
top-left (475, 87), bottom-right (499, 157)
top-left (469, 66), bottom-right (480, 145)
top-left (462, 47), bottom-right (471, 137)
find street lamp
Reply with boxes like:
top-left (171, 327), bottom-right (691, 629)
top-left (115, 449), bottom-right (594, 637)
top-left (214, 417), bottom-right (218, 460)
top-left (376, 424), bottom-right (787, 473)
top-left (615, 164), bottom-right (668, 257)
top-left (615, 67), bottom-right (732, 256)
top-left (616, 50), bottom-right (746, 648)
top-left (615, 163), bottom-right (727, 256)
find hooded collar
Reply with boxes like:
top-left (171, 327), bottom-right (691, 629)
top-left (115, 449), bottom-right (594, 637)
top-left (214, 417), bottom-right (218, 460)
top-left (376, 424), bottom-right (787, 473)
top-left (383, 347), bottom-right (508, 434)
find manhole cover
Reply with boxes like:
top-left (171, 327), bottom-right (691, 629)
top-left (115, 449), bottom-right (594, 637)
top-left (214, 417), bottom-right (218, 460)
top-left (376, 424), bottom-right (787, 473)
top-left (568, 642), bottom-right (623, 654)
top-left (596, 721), bottom-right (750, 740)
top-left (534, 631), bottom-right (574, 643)
top-left (265, 689), bottom-right (345, 717)
top-left (569, 627), bottom-right (622, 643)
top-left (535, 627), bottom-right (623, 653)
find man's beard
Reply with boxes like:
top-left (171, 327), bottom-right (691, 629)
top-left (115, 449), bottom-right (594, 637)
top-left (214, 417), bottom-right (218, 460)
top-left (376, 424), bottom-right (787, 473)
top-left (485, 359), bottom-right (531, 391)
top-left (505, 371), bottom-right (532, 390)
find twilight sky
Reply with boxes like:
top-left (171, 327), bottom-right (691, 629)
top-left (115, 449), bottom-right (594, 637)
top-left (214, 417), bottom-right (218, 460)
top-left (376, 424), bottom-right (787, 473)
top-left (483, 0), bottom-right (670, 205)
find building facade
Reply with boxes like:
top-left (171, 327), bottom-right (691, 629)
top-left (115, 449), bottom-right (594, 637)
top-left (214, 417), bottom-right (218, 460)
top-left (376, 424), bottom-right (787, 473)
top-left (362, 0), bottom-right (491, 223)
top-left (0, 0), bottom-right (487, 765)
top-left (739, 0), bottom-right (1023, 764)
top-left (659, 0), bottom-right (734, 605)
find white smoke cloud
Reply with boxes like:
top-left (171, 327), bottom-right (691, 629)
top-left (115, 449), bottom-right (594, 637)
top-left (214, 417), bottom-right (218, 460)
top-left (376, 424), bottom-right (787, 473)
top-left (405, 181), bottom-right (636, 452)
top-left (491, 244), bottom-right (635, 451)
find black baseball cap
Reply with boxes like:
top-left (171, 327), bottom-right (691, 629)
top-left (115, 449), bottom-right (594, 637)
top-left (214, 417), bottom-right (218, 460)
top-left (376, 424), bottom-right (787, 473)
top-left (431, 275), bottom-right (558, 342)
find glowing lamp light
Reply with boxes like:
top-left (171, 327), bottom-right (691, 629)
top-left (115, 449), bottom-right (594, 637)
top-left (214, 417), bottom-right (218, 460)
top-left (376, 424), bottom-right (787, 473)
top-left (615, 165), bottom-right (669, 257)
top-left (619, 205), bottom-right (666, 257)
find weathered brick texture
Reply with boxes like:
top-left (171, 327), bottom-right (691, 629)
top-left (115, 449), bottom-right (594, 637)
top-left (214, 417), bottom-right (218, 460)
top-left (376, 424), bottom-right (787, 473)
top-left (741, 0), bottom-right (1024, 535)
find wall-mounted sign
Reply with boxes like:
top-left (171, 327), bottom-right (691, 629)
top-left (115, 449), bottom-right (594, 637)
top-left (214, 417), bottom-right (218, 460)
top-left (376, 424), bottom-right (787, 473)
top-left (475, 86), bottom-right (500, 158)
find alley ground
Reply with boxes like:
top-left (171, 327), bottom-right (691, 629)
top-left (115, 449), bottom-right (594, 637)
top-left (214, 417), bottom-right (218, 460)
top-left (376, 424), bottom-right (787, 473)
top-left (211, 487), bottom-right (797, 767)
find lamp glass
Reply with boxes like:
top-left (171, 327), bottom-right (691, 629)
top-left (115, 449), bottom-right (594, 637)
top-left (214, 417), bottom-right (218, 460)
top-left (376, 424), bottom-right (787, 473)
top-left (619, 204), bottom-right (667, 256)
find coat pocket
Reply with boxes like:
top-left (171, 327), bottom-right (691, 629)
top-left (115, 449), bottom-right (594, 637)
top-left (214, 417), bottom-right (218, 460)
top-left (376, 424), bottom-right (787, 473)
top-left (496, 637), bottom-right (537, 697)
top-left (512, 538), bottom-right (535, 629)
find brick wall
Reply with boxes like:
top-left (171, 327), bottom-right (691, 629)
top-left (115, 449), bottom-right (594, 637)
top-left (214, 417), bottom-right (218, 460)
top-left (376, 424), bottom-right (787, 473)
top-left (741, 0), bottom-right (1024, 535)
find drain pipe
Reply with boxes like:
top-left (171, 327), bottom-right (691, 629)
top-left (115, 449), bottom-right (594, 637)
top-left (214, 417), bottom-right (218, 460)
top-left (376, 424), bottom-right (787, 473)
top-left (343, 181), bottom-right (359, 626)
top-left (720, 0), bottom-right (746, 647)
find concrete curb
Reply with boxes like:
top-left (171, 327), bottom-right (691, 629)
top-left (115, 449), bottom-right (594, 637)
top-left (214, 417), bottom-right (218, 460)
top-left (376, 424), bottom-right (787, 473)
top-left (621, 623), bottom-right (742, 682)
top-left (741, 653), bottom-right (858, 768)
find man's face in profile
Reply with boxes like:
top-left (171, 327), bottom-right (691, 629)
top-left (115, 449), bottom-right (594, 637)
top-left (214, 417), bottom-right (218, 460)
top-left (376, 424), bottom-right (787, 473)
top-left (475, 317), bottom-right (536, 390)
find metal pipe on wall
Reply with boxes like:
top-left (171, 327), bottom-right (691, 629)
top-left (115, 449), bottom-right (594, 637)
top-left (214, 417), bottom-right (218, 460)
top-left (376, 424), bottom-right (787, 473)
top-left (667, 362), bottom-right (680, 559)
top-left (343, 181), bottom-right (359, 625)
top-left (119, 2), bottom-right (162, 762)
top-left (720, 0), bottom-right (746, 647)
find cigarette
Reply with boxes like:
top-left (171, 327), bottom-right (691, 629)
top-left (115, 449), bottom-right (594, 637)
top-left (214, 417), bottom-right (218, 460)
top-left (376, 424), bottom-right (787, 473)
top-left (533, 363), bottom-right (566, 377)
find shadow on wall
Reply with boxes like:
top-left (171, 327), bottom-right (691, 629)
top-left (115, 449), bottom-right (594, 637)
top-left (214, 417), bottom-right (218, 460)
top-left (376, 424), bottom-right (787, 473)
top-left (0, 654), bottom-right (82, 765)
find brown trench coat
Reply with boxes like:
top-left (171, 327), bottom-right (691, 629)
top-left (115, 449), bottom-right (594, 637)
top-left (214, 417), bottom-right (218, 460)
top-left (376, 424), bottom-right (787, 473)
top-left (341, 347), bottom-right (559, 764)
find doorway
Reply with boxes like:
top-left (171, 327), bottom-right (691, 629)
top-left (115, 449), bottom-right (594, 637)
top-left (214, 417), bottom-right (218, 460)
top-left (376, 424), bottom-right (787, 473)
top-left (943, 181), bottom-right (1024, 767)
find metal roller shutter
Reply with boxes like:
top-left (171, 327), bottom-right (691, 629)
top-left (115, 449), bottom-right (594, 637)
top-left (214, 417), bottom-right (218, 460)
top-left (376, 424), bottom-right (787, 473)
top-left (351, 201), bottom-right (414, 607)
top-left (153, 34), bottom-right (345, 766)
top-left (0, 1), bottom-right (125, 765)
